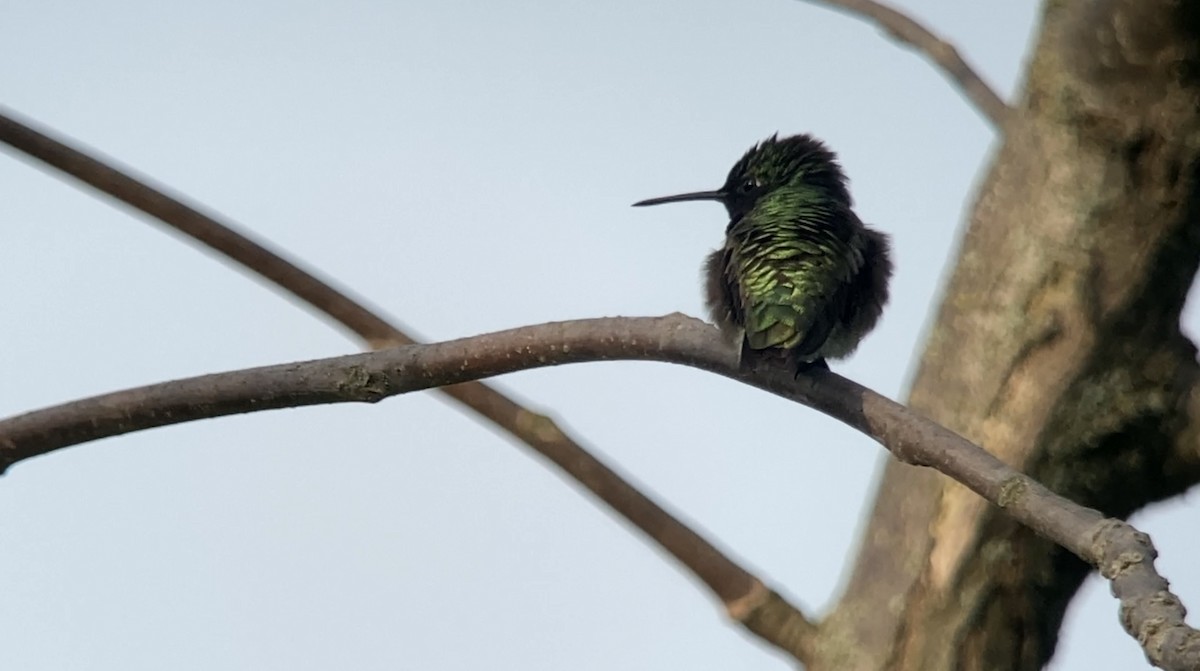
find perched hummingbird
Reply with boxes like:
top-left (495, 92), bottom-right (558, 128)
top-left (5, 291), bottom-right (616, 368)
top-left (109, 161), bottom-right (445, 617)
top-left (634, 133), bottom-right (892, 372)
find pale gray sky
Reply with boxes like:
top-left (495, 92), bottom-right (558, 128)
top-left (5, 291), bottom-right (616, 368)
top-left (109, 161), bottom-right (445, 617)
top-left (1, 1), bottom-right (1194, 669)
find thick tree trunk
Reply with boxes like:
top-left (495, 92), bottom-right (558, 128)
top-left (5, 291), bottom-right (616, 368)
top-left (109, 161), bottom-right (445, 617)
top-left (814, 1), bottom-right (1200, 669)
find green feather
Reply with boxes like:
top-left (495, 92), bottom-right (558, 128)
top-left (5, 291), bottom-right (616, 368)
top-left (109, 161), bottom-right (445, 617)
top-left (635, 133), bottom-right (892, 368)
top-left (730, 187), bottom-right (858, 356)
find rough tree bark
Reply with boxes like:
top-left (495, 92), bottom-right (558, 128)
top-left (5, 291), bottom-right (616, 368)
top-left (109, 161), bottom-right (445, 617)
top-left (817, 1), bottom-right (1200, 669)
top-left (3, 1), bottom-right (1199, 669)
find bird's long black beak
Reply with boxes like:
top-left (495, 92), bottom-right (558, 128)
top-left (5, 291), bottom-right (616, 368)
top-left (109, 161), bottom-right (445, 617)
top-left (632, 189), bottom-right (726, 207)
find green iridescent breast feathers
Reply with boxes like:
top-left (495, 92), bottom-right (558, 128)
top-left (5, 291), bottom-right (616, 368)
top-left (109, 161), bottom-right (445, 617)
top-left (634, 133), bottom-right (892, 372)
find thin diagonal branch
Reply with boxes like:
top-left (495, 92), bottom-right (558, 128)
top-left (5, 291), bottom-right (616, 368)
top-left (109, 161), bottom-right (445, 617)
top-left (2, 315), bottom-right (1197, 669)
top-left (0, 109), bottom-right (817, 662)
top-left (800, 0), bottom-right (1011, 127)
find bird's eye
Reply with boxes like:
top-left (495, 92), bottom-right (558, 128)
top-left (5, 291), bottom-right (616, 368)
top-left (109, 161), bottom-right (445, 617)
top-left (738, 178), bottom-right (759, 194)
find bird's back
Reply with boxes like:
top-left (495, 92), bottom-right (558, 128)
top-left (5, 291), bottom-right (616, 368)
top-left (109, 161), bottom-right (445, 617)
top-left (707, 206), bottom-right (889, 363)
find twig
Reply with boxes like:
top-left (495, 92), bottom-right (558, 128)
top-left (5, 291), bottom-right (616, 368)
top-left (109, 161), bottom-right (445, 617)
top-left (800, 0), bottom-right (1011, 127)
top-left (0, 109), bottom-right (818, 663)
top-left (1, 315), bottom-right (1196, 669)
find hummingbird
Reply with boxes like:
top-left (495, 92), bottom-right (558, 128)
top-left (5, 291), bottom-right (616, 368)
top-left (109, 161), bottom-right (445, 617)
top-left (633, 133), bottom-right (892, 372)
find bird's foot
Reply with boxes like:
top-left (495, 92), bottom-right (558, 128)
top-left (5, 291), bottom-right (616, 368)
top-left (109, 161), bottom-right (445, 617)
top-left (793, 357), bottom-right (829, 379)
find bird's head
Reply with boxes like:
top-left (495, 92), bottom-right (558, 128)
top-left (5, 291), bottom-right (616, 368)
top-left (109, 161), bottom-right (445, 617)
top-left (633, 133), bottom-right (851, 222)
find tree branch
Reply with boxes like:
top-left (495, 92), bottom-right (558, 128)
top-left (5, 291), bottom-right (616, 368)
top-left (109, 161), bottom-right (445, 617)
top-left (0, 109), bottom-right (816, 662)
top-left (824, 2), bottom-right (1200, 668)
top-left (2, 315), bottom-right (1197, 669)
top-left (799, 0), bottom-right (1011, 127)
